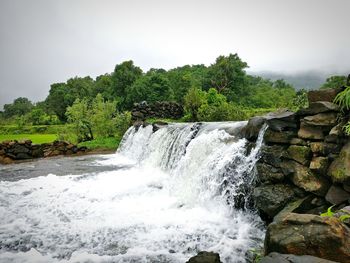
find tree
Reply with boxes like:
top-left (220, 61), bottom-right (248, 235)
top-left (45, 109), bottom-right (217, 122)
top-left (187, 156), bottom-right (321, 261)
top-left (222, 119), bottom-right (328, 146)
top-left (321, 75), bottom-right (347, 89)
top-left (125, 70), bottom-right (172, 107)
top-left (184, 86), bottom-right (205, 121)
top-left (66, 98), bottom-right (93, 142)
top-left (3, 97), bottom-right (33, 118)
top-left (111, 60), bottom-right (143, 108)
top-left (90, 94), bottom-right (117, 137)
top-left (205, 53), bottom-right (248, 102)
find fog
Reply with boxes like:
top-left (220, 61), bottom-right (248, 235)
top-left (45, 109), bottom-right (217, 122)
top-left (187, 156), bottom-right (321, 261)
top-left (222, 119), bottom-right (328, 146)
top-left (1, 0), bottom-right (349, 108)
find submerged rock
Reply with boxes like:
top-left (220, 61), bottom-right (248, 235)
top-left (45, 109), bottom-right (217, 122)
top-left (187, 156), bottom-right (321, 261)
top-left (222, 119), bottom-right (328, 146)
top-left (186, 251), bottom-right (222, 263)
top-left (260, 252), bottom-right (338, 263)
top-left (265, 213), bottom-right (350, 262)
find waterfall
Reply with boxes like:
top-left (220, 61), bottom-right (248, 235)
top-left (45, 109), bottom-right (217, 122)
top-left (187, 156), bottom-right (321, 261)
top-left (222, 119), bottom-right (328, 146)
top-left (0, 121), bottom-right (266, 263)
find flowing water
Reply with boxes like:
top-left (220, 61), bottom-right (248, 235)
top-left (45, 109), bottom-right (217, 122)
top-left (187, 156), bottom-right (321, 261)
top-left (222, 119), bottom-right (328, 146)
top-left (0, 122), bottom-right (266, 263)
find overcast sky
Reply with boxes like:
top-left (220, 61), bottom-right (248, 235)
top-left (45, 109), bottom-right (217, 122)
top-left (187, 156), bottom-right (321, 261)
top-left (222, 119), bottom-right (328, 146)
top-left (0, 0), bottom-right (349, 109)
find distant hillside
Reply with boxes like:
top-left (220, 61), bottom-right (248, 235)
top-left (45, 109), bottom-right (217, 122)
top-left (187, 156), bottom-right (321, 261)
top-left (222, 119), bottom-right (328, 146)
top-left (250, 71), bottom-right (330, 90)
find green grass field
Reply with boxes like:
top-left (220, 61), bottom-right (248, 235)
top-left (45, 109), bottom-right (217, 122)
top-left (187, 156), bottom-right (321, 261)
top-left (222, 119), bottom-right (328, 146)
top-left (0, 134), bottom-right (57, 144)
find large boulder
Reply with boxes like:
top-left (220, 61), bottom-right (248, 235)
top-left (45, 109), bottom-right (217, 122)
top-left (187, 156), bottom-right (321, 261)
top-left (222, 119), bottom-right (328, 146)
top-left (265, 213), bottom-right (350, 262)
top-left (307, 88), bottom-right (342, 103)
top-left (298, 123), bottom-right (324, 140)
top-left (265, 111), bottom-right (297, 131)
top-left (287, 145), bottom-right (312, 166)
top-left (281, 161), bottom-right (330, 196)
top-left (309, 157), bottom-right (329, 175)
top-left (310, 142), bottom-right (341, 156)
top-left (297, 101), bottom-right (339, 116)
top-left (303, 112), bottom-right (338, 127)
top-left (328, 142), bottom-right (350, 183)
top-left (260, 252), bottom-right (338, 263)
top-left (264, 130), bottom-right (296, 144)
top-left (325, 185), bottom-right (350, 205)
top-left (260, 145), bottom-right (287, 168)
top-left (253, 184), bottom-right (299, 218)
top-left (186, 252), bottom-right (221, 263)
top-left (242, 116), bottom-right (266, 141)
top-left (256, 163), bottom-right (285, 184)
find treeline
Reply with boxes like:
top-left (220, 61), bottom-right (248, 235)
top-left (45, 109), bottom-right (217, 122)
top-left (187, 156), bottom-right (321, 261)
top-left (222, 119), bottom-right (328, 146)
top-left (2, 53), bottom-right (346, 138)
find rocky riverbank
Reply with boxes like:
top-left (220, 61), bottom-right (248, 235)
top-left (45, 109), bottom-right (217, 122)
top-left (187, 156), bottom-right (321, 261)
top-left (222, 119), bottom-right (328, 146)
top-left (246, 87), bottom-right (350, 262)
top-left (0, 140), bottom-right (89, 164)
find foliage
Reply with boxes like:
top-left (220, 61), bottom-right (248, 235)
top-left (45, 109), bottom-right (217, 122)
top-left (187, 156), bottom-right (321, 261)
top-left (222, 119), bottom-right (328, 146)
top-left (65, 98), bottom-right (94, 142)
top-left (205, 53), bottom-right (248, 102)
top-left (0, 134), bottom-right (57, 144)
top-left (3, 97), bottom-right (33, 118)
top-left (291, 89), bottom-right (309, 111)
top-left (321, 75), bottom-right (347, 89)
top-left (184, 86), bottom-right (206, 121)
top-left (126, 70), bottom-right (173, 107)
top-left (320, 205), bottom-right (335, 217)
top-left (114, 111), bottom-right (132, 137)
top-left (333, 85), bottom-right (350, 135)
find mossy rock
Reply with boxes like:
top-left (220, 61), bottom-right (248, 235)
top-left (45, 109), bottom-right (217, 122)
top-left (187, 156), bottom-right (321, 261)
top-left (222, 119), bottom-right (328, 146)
top-left (287, 145), bottom-right (312, 165)
top-left (328, 142), bottom-right (350, 183)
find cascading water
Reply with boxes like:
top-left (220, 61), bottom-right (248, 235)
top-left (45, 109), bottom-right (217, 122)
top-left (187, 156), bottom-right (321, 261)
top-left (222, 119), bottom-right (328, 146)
top-left (0, 122), bottom-right (266, 263)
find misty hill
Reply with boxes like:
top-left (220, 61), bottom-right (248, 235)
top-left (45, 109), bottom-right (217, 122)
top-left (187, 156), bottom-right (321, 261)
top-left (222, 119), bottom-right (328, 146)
top-left (251, 71), bottom-right (330, 90)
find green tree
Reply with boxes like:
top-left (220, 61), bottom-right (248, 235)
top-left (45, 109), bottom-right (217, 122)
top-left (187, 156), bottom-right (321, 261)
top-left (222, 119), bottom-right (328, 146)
top-left (205, 53), bottom-right (248, 102)
top-left (3, 97), bottom-right (33, 118)
top-left (66, 98), bottom-right (93, 142)
top-left (90, 94), bottom-right (117, 137)
top-left (321, 75), bottom-right (347, 89)
top-left (111, 60), bottom-right (143, 108)
top-left (126, 70), bottom-right (172, 107)
top-left (184, 86), bottom-right (205, 121)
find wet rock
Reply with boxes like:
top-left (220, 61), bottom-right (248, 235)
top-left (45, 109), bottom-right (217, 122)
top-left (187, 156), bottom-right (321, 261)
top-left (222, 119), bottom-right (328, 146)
top-left (15, 153), bottom-right (32, 160)
top-left (256, 163), bottom-right (285, 184)
top-left (298, 123), bottom-right (324, 140)
top-left (242, 116), bottom-right (266, 141)
top-left (265, 110), bottom-right (297, 131)
top-left (287, 145), bottom-right (312, 166)
top-left (253, 184), bottom-right (298, 218)
top-left (265, 213), bottom-right (350, 262)
top-left (264, 130), bottom-right (296, 144)
top-left (260, 145), bottom-right (287, 168)
top-left (281, 161), bottom-right (330, 196)
top-left (328, 142), bottom-right (350, 183)
top-left (290, 138), bottom-right (307, 146)
top-left (303, 112), bottom-right (338, 127)
top-left (297, 101), bottom-right (339, 116)
top-left (152, 121), bottom-right (168, 132)
top-left (310, 142), bottom-right (341, 156)
top-left (310, 157), bottom-right (329, 175)
top-left (260, 252), bottom-right (338, 263)
top-left (307, 88), bottom-right (342, 103)
top-left (325, 185), bottom-right (350, 205)
top-left (186, 251), bottom-right (221, 263)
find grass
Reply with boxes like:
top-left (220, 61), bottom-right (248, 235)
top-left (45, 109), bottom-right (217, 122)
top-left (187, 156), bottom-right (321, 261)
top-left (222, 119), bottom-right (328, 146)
top-left (78, 137), bottom-right (121, 151)
top-left (0, 134), bottom-right (58, 144)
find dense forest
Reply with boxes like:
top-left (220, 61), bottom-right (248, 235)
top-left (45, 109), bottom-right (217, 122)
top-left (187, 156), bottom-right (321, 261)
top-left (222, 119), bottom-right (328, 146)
top-left (0, 53), bottom-right (347, 145)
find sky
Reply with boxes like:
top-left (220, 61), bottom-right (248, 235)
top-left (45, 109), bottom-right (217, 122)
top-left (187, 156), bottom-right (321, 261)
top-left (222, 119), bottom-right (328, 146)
top-left (0, 0), bottom-right (350, 109)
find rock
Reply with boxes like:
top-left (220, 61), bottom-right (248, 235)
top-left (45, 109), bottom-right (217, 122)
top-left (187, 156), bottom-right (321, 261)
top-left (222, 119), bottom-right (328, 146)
top-left (329, 123), bottom-right (345, 137)
top-left (307, 88), bottom-right (342, 103)
top-left (152, 121), bottom-right (168, 132)
top-left (303, 112), bottom-right (338, 127)
top-left (328, 142), bottom-right (350, 183)
top-left (256, 163), bottom-right (285, 184)
top-left (264, 130), bottom-right (296, 144)
top-left (8, 144), bottom-right (30, 155)
top-left (273, 197), bottom-right (308, 222)
top-left (310, 142), bottom-right (341, 156)
top-left (298, 123), bottom-right (324, 140)
top-left (281, 161), bottom-right (330, 196)
top-left (15, 152), bottom-right (32, 160)
top-left (287, 145), bottom-right (312, 165)
top-left (297, 101), bottom-right (339, 116)
top-left (131, 111), bottom-right (145, 120)
top-left (242, 116), bottom-right (266, 141)
top-left (310, 157), bottom-right (329, 175)
top-left (186, 251), bottom-right (221, 263)
top-left (325, 185), bottom-right (350, 205)
top-left (265, 110), bottom-right (297, 131)
top-left (253, 184), bottom-right (298, 218)
top-left (265, 213), bottom-right (350, 262)
top-left (260, 145), bottom-right (287, 168)
top-left (290, 138), bottom-right (307, 146)
top-left (260, 252), bottom-right (338, 263)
